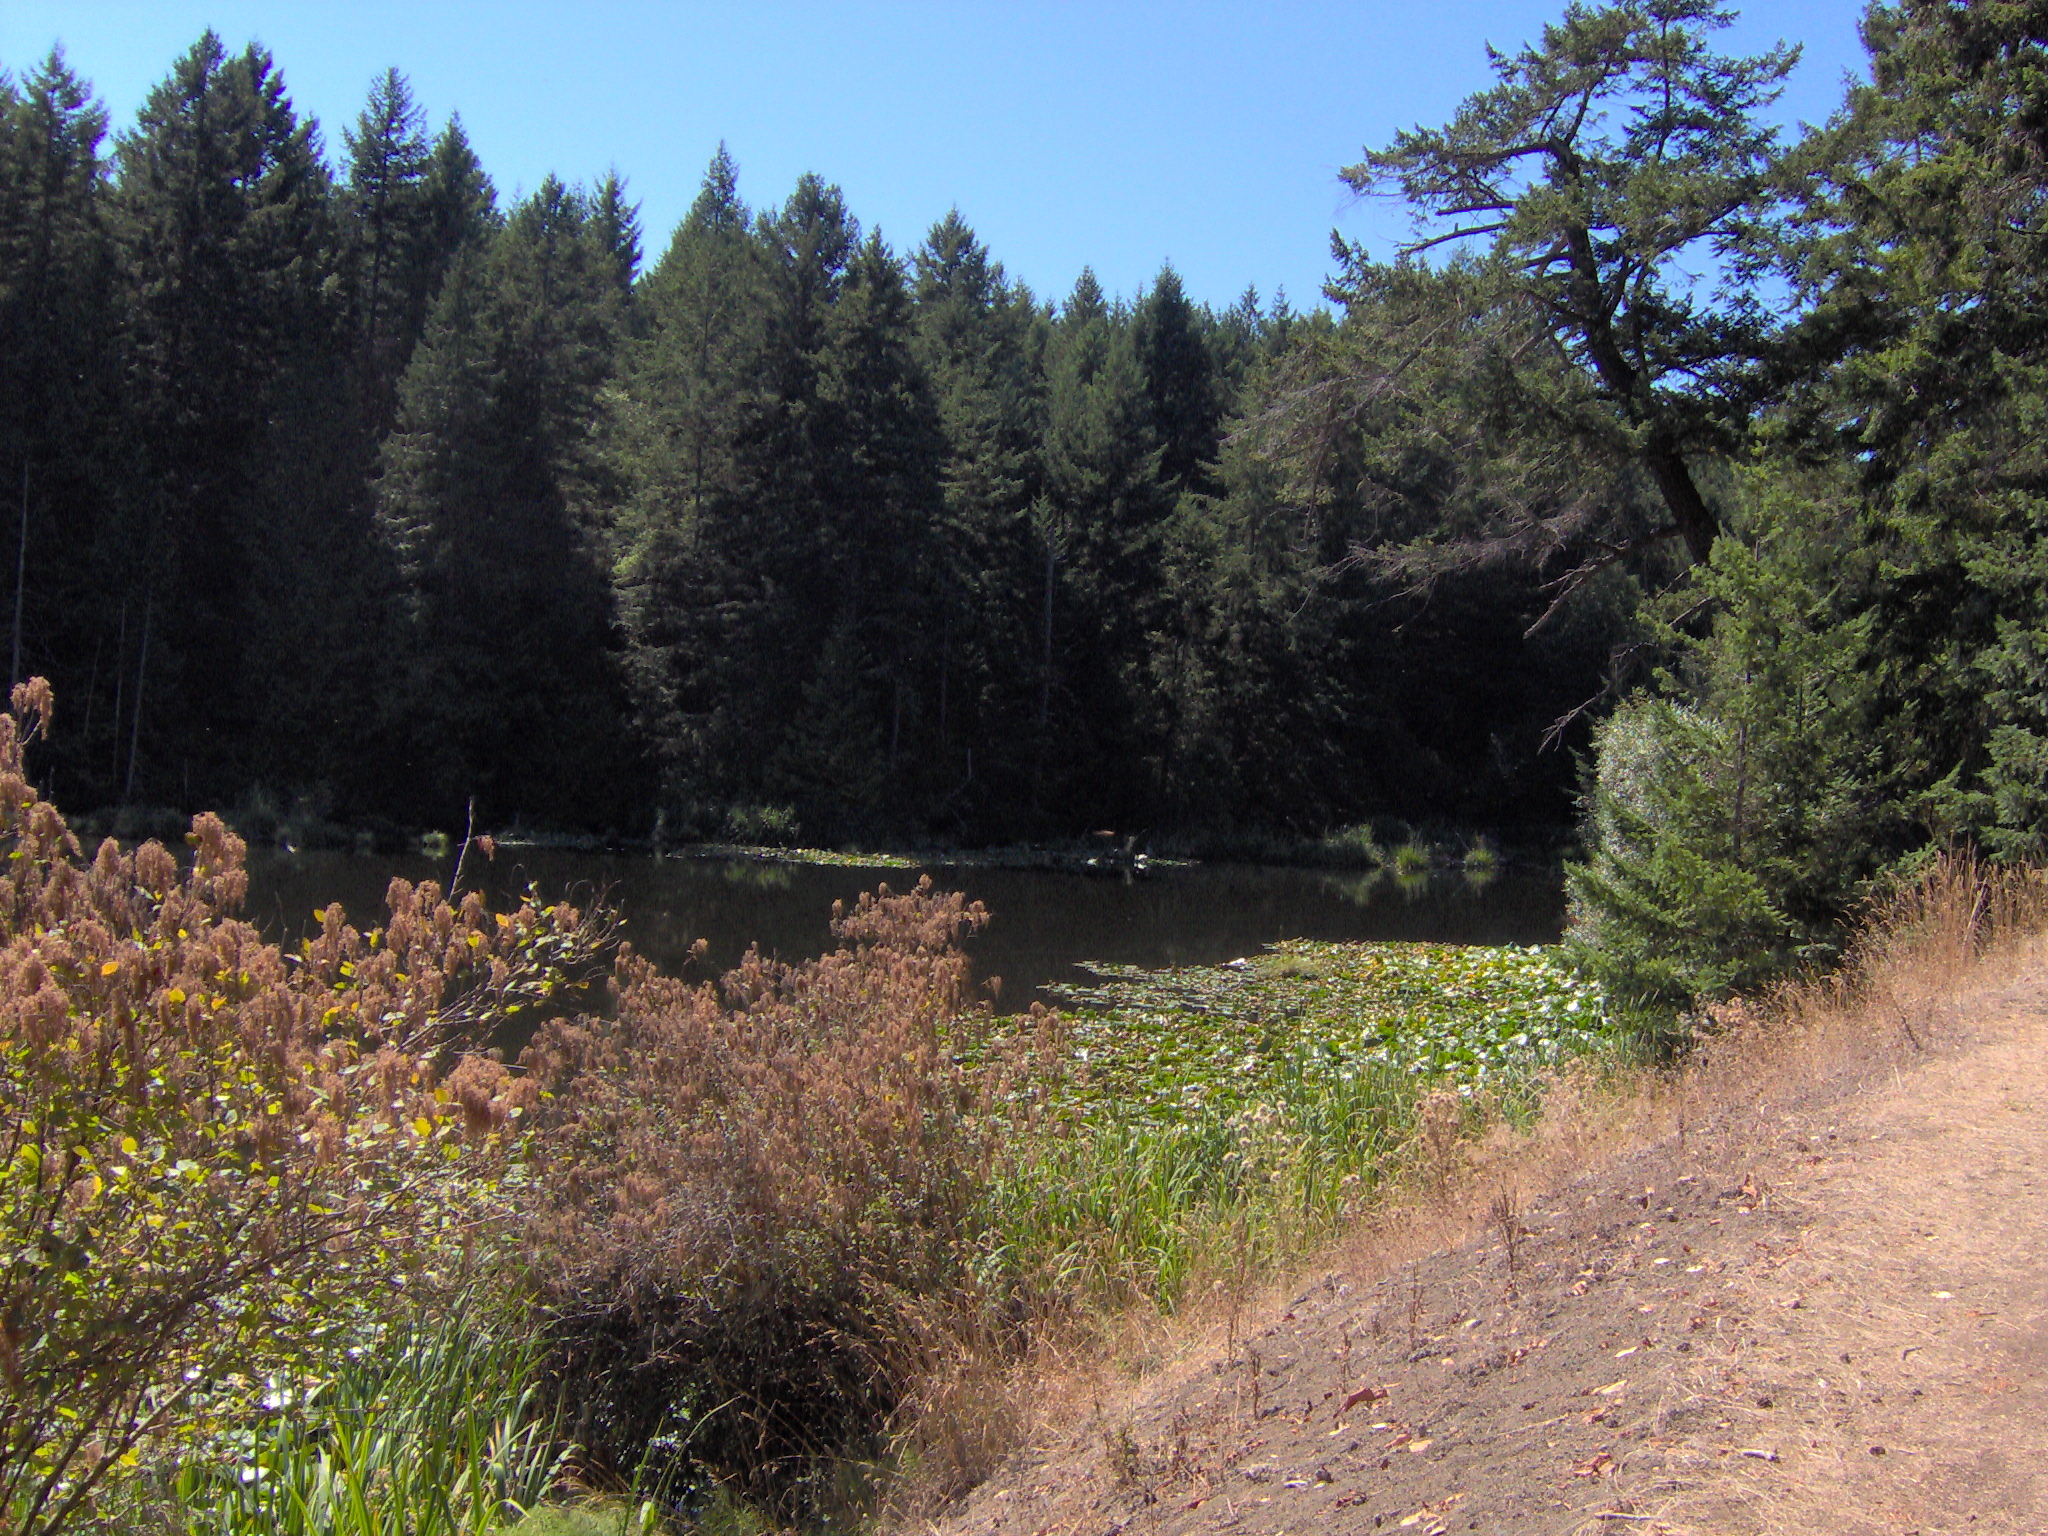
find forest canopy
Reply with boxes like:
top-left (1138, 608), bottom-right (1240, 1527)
top-left (4, 2), bottom-right (2046, 1003)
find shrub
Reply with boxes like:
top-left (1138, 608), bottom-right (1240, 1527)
top-left (718, 804), bottom-right (801, 848)
top-left (521, 879), bottom-right (1050, 1515)
top-left (1391, 842), bottom-right (1432, 877)
top-left (0, 680), bottom-right (612, 1534)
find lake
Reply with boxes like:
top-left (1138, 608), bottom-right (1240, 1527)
top-left (242, 849), bottom-right (1567, 1012)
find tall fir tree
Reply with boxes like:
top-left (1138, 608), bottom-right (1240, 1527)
top-left (910, 210), bottom-right (1047, 820)
top-left (607, 147), bottom-right (763, 808)
top-left (378, 175), bottom-right (636, 826)
top-left (113, 31), bottom-right (340, 807)
top-left (0, 51), bottom-right (122, 805)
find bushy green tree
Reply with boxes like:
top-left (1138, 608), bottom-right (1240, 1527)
top-left (1566, 480), bottom-right (1883, 1008)
top-left (1782, 0), bottom-right (2048, 861)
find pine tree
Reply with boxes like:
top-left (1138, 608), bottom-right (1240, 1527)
top-left (419, 114), bottom-right (499, 280)
top-left (340, 67), bottom-right (435, 426)
top-left (786, 227), bottom-right (944, 814)
top-left (1133, 264), bottom-right (1223, 499)
top-left (1784, 0), bottom-right (2048, 860)
top-left (1036, 276), bottom-right (1170, 821)
top-left (910, 210), bottom-right (1046, 815)
top-left (1347, 0), bottom-right (1799, 566)
top-left (0, 50), bottom-right (121, 803)
top-left (607, 147), bottom-right (763, 806)
top-left (682, 173), bottom-right (859, 802)
top-left (378, 175), bottom-right (636, 825)
top-left (113, 31), bottom-right (339, 805)
top-left (590, 168), bottom-right (643, 300)
top-left (1566, 480), bottom-right (1881, 1010)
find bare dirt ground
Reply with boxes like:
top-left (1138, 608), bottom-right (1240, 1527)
top-left (940, 971), bottom-right (2048, 1536)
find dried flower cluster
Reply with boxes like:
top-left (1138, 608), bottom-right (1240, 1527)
top-left (0, 682), bottom-right (612, 1535)
top-left (521, 879), bottom-right (1054, 1509)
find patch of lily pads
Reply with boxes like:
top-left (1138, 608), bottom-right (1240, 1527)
top-left (674, 842), bottom-right (924, 869)
top-left (1045, 939), bottom-right (1610, 1124)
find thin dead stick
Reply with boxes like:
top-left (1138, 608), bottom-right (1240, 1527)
top-left (450, 796), bottom-right (477, 893)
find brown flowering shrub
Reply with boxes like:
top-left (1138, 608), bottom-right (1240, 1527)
top-left (0, 681), bottom-right (612, 1534)
top-left (522, 879), bottom-right (1055, 1513)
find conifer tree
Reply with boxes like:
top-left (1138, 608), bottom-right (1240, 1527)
top-left (0, 51), bottom-right (120, 803)
top-left (911, 210), bottom-right (1046, 812)
top-left (591, 168), bottom-right (643, 301)
top-left (1133, 265), bottom-right (1224, 499)
top-left (608, 147), bottom-right (763, 806)
top-left (378, 175), bottom-right (635, 825)
top-left (419, 114), bottom-right (499, 281)
top-left (1346, 0), bottom-right (1798, 566)
top-left (1776, 1), bottom-right (2048, 861)
top-left (791, 227), bottom-right (945, 810)
top-left (340, 68), bottom-right (435, 426)
top-left (113, 32), bottom-right (339, 805)
top-left (1037, 275), bottom-right (1169, 820)
top-left (676, 173), bottom-right (859, 803)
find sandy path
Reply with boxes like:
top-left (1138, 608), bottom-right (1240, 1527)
top-left (940, 974), bottom-right (2048, 1536)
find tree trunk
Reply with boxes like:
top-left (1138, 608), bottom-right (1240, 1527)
top-left (10, 459), bottom-right (25, 690)
top-left (937, 599), bottom-right (950, 747)
top-left (109, 596), bottom-right (128, 785)
top-left (1038, 535), bottom-right (1056, 731)
top-left (1645, 448), bottom-right (1719, 566)
top-left (123, 591), bottom-right (152, 804)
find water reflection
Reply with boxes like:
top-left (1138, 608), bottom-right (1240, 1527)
top-left (243, 850), bottom-right (1567, 1014)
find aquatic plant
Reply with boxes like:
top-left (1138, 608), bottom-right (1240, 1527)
top-left (1391, 841), bottom-right (1433, 876)
top-left (1000, 939), bottom-right (1611, 1301)
top-left (1049, 939), bottom-right (1608, 1120)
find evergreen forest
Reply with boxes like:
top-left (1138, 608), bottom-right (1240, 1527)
top-left (4, 1), bottom-right (2048, 1002)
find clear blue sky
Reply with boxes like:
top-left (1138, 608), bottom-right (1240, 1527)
top-left (3, 2), bottom-right (1869, 311)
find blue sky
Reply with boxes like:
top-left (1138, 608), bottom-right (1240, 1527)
top-left (3, 2), bottom-right (1869, 311)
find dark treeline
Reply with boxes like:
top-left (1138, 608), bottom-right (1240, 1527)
top-left (10, 1), bottom-right (2048, 1018)
top-left (0, 34), bottom-right (1620, 846)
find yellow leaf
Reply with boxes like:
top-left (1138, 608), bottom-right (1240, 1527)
top-left (166, 988), bottom-right (186, 1006)
top-left (412, 1116), bottom-right (433, 1138)
top-left (100, 961), bottom-right (119, 977)
top-left (120, 1136), bottom-right (138, 1156)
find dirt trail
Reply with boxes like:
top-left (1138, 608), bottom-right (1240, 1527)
top-left (943, 975), bottom-right (2048, 1535)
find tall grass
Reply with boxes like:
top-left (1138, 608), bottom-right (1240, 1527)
top-left (987, 1050), bottom-right (1421, 1309)
top-left (159, 1298), bottom-right (572, 1536)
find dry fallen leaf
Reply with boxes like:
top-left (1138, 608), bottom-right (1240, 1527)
top-left (1340, 1384), bottom-right (1388, 1415)
top-left (1572, 1452), bottom-right (1616, 1479)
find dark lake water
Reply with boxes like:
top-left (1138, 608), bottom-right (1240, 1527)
top-left (242, 849), bottom-right (1566, 1013)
